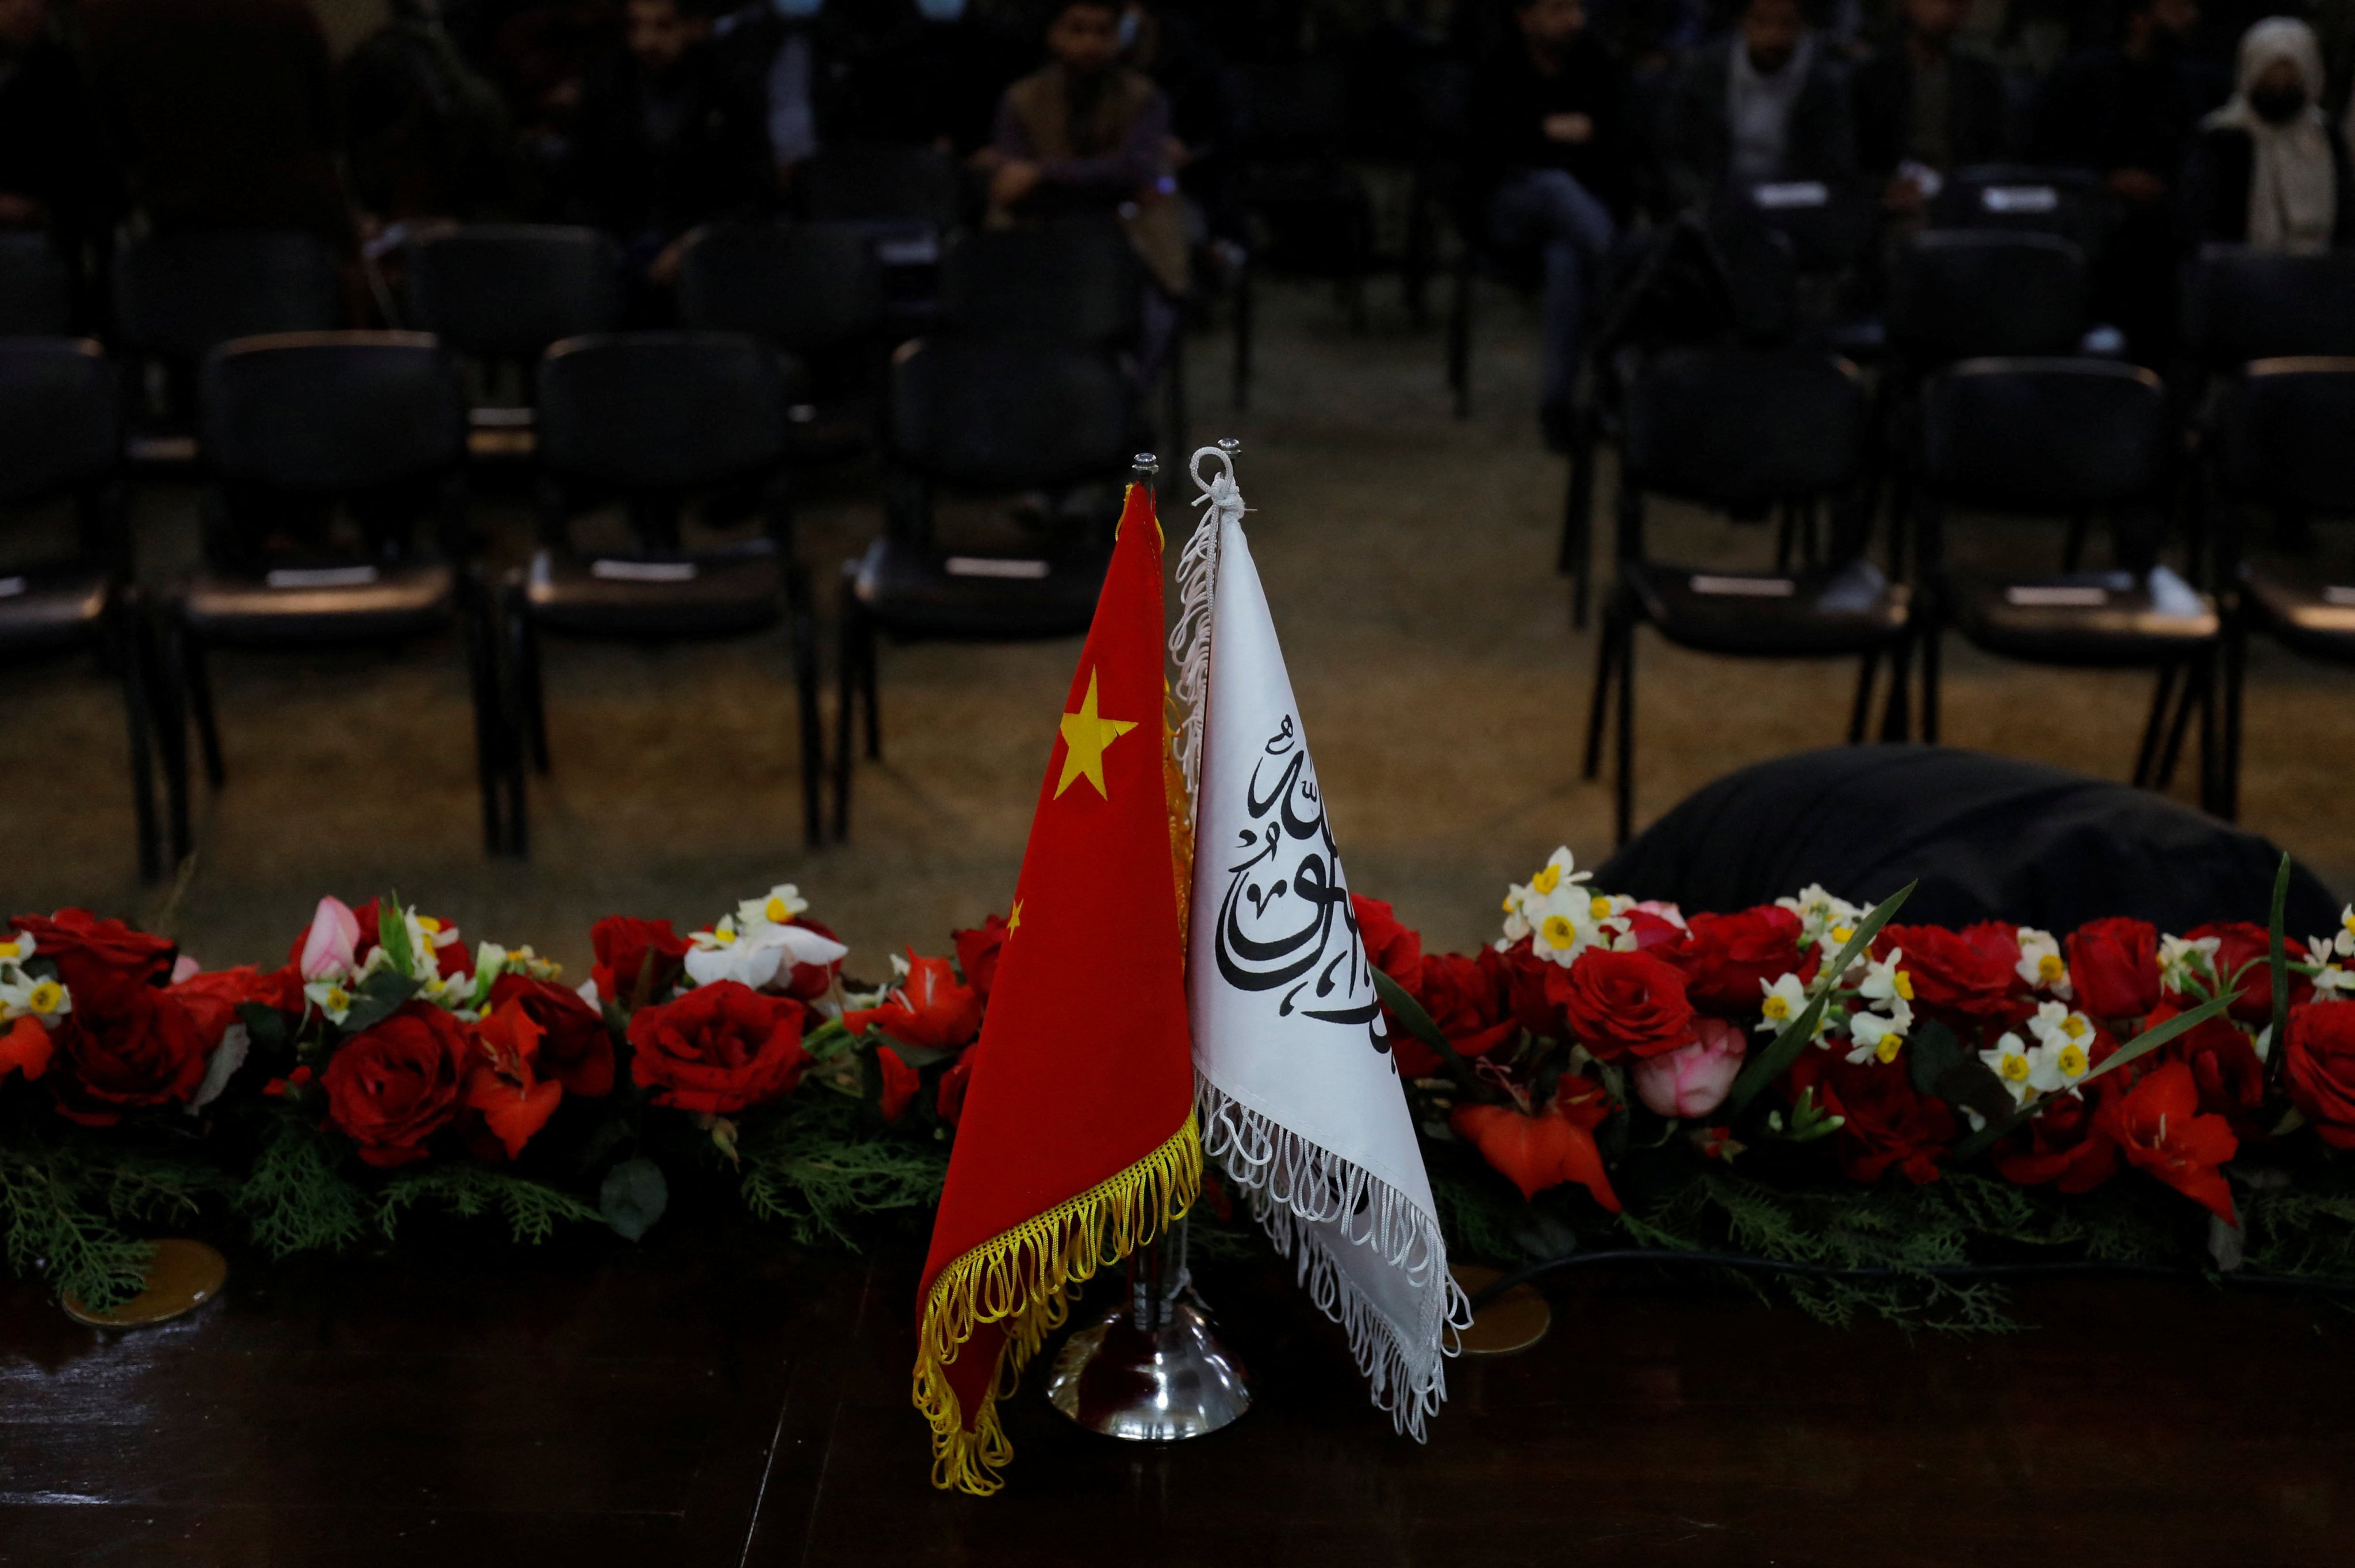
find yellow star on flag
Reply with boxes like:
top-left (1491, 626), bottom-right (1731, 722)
top-left (1054, 668), bottom-right (1137, 800)
top-left (1007, 900), bottom-right (1023, 931)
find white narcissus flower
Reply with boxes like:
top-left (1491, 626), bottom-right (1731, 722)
top-left (1856, 948), bottom-right (1914, 1010)
top-left (0, 971), bottom-right (70, 1024)
top-left (1981, 1031), bottom-right (2037, 1104)
top-left (1846, 1000), bottom-right (1912, 1065)
top-left (1756, 972), bottom-right (1818, 1037)
top-left (0, 928), bottom-right (37, 971)
top-left (737, 883), bottom-right (812, 933)
top-left (2305, 936), bottom-right (2355, 998)
top-left (304, 977), bottom-right (356, 1025)
top-left (1501, 847), bottom-right (1592, 945)
top-left (684, 913), bottom-right (850, 991)
top-left (2015, 927), bottom-right (2073, 1000)
top-left (1776, 883), bottom-right (1864, 948)
top-left (2158, 934), bottom-right (2221, 996)
top-left (2024, 1000), bottom-right (2095, 1054)
top-left (2337, 905), bottom-right (2355, 960)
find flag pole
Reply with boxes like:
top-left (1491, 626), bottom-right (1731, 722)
top-left (1044, 449), bottom-right (1252, 1443)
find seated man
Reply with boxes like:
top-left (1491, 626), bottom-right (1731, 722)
top-left (978, 0), bottom-right (1187, 302)
top-left (1658, 0), bottom-right (1855, 213)
top-left (1466, 0), bottom-right (1634, 449)
top-left (1849, 0), bottom-right (2009, 215)
top-left (567, 0), bottom-right (773, 295)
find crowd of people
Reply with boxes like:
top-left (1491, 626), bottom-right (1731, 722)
top-left (1, 0), bottom-right (2352, 436)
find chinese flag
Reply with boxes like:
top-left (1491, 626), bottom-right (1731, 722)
top-left (912, 480), bottom-right (1199, 1495)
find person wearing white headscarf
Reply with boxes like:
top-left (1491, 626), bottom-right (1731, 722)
top-left (2182, 16), bottom-right (2353, 252)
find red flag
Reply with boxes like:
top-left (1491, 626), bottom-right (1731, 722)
top-left (912, 481), bottom-right (1199, 1495)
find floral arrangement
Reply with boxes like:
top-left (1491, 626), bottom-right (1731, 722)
top-left (11, 856), bottom-right (2355, 1327)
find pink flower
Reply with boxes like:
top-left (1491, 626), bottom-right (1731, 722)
top-left (298, 896), bottom-right (362, 980)
top-left (1631, 1016), bottom-right (1746, 1119)
top-left (171, 954), bottom-right (202, 985)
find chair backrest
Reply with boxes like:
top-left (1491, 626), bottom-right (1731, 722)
top-left (1710, 179), bottom-right (1878, 275)
top-left (2218, 356), bottom-right (2355, 516)
top-left (1620, 347), bottom-right (1867, 512)
top-left (1920, 357), bottom-right (2166, 512)
top-left (1930, 164), bottom-right (2110, 252)
top-left (1239, 58), bottom-right (1350, 161)
top-left (402, 224), bottom-right (623, 360)
top-left (889, 336), bottom-right (1134, 491)
top-left (677, 222), bottom-right (885, 353)
top-left (0, 233), bottom-right (71, 337)
top-left (537, 332), bottom-right (790, 490)
top-left (0, 338), bottom-right (118, 508)
top-left (803, 144), bottom-right (964, 229)
top-left (938, 222), bottom-right (1141, 348)
top-left (1888, 231), bottom-right (2086, 363)
top-left (201, 332), bottom-right (468, 493)
top-left (2183, 249), bottom-right (2355, 369)
top-left (114, 229), bottom-right (345, 362)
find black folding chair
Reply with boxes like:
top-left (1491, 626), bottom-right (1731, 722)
top-left (112, 230), bottom-right (346, 463)
top-left (834, 334), bottom-right (1140, 839)
top-left (1584, 346), bottom-right (1899, 845)
top-left (0, 233), bottom-right (72, 336)
top-left (0, 338), bottom-right (170, 879)
top-left (1236, 59), bottom-right (1380, 408)
top-left (511, 332), bottom-right (820, 849)
top-left (2182, 249), bottom-right (2355, 370)
top-left (400, 224), bottom-right (623, 459)
top-left (1930, 164), bottom-right (2112, 256)
top-left (2214, 358), bottom-right (2355, 821)
top-left (802, 144), bottom-right (966, 333)
top-left (1913, 358), bottom-right (2220, 807)
top-left (678, 222), bottom-right (887, 458)
top-left (161, 332), bottom-right (504, 855)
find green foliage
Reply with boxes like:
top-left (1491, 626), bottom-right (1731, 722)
top-left (236, 1116), bottom-right (371, 1258)
top-left (376, 1163), bottom-right (603, 1245)
top-left (0, 1136), bottom-right (230, 1309)
top-left (737, 1094), bottom-right (949, 1246)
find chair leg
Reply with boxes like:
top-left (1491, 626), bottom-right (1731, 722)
top-left (2131, 662), bottom-right (2179, 788)
top-left (2062, 509), bottom-right (2091, 572)
top-left (112, 593), bottom-right (162, 883)
top-left (1582, 598), bottom-right (1620, 781)
top-left (1562, 407), bottom-right (1597, 628)
top-left (2153, 653), bottom-right (2204, 794)
top-left (1231, 258), bottom-right (1253, 413)
top-left (2218, 613), bottom-right (2246, 821)
top-left (154, 609), bottom-right (193, 862)
top-left (1613, 614), bottom-right (1636, 848)
top-left (791, 568), bottom-right (823, 850)
top-left (2197, 645), bottom-right (2222, 817)
top-left (460, 584), bottom-right (507, 858)
top-left (515, 610), bottom-right (550, 775)
top-left (179, 627), bottom-right (225, 787)
top-left (861, 613), bottom-right (881, 763)
top-left (833, 587), bottom-right (861, 841)
top-left (1918, 618), bottom-right (1941, 744)
top-left (1847, 650), bottom-right (1880, 744)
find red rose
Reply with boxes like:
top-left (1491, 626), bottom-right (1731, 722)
top-left (11, 909), bottom-right (177, 1012)
top-left (2285, 1000), bottom-right (2355, 1150)
top-left (1553, 948), bottom-right (1694, 1061)
top-left (1958, 920), bottom-right (2021, 976)
top-left (1673, 906), bottom-right (1809, 1016)
top-left (1873, 924), bottom-right (2015, 1024)
top-left (1788, 1051), bottom-right (1957, 1184)
top-left (627, 980), bottom-right (810, 1115)
top-left (590, 916), bottom-right (691, 1005)
top-left (167, 964), bottom-right (304, 1051)
top-left (323, 1001), bottom-right (471, 1167)
top-left (1406, 952), bottom-right (1517, 1073)
top-left (488, 974), bottom-right (615, 1097)
top-left (1618, 905), bottom-right (1689, 953)
top-left (1490, 943), bottom-right (1563, 1041)
top-left (877, 1046), bottom-right (919, 1121)
top-left (843, 952), bottom-right (983, 1052)
top-left (1993, 1083), bottom-right (2120, 1192)
top-left (1351, 895), bottom-right (1425, 994)
top-left (51, 987), bottom-right (210, 1125)
top-left (2098, 1059), bottom-right (2237, 1223)
top-left (952, 914), bottom-right (1011, 1002)
top-left (2065, 917), bottom-right (2160, 1022)
top-left (2177, 921), bottom-right (2304, 1024)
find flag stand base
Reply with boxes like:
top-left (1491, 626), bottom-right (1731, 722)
top-left (1045, 1219), bottom-right (1251, 1441)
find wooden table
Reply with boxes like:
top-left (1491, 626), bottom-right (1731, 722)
top-left (3, 1217), bottom-right (2350, 1566)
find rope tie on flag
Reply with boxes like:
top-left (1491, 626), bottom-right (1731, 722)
top-left (1169, 445), bottom-right (1241, 811)
top-left (914, 1117), bottom-right (1200, 1493)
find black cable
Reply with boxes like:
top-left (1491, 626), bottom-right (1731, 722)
top-left (1464, 1248), bottom-right (2355, 1312)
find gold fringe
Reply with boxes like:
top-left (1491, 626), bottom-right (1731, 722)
top-left (913, 1116), bottom-right (1202, 1495)
top-left (1164, 683), bottom-right (1195, 941)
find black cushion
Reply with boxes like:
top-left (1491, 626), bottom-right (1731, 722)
top-left (2218, 358), bottom-right (2355, 515)
top-left (1888, 230), bottom-right (2086, 362)
top-left (939, 222), bottom-right (1141, 347)
top-left (1621, 347), bottom-right (1867, 506)
top-left (802, 145), bottom-right (962, 229)
top-left (2184, 249), bottom-right (2355, 367)
top-left (402, 224), bottom-right (623, 360)
top-left (1920, 358), bottom-right (2166, 511)
top-left (888, 336), bottom-right (1135, 490)
top-left (1929, 164), bottom-right (2111, 252)
top-left (178, 561), bottom-right (455, 644)
top-left (1629, 559), bottom-right (1909, 657)
top-left (113, 229), bottom-right (343, 360)
top-left (2241, 558), bottom-right (2355, 664)
top-left (1949, 567), bottom-right (2218, 666)
top-left (201, 333), bottom-right (468, 490)
top-left (538, 332), bottom-right (793, 489)
top-left (0, 564), bottom-right (110, 654)
top-left (0, 338), bottom-right (117, 504)
top-left (517, 544), bottom-right (783, 638)
top-left (678, 223), bottom-right (885, 353)
top-left (849, 536), bottom-right (1106, 639)
top-left (1597, 743), bottom-right (2339, 933)
top-left (0, 232), bottom-right (70, 336)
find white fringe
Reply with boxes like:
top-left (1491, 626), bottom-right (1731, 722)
top-left (1168, 445), bottom-right (1241, 813)
top-left (1197, 1074), bottom-right (1473, 1441)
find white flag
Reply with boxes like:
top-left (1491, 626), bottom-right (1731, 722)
top-left (1178, 454), bottom-right (1468, 1439)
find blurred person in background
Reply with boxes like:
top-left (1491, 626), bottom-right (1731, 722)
top-left (483, 0), bottom-right (620, 194)
top-left (831, 0), bottom-right (1025, 153)
top-left (569, 0), bottom-right (773, 299)
top-left (1658, 0), bottom-right (1855, 211)
top-left (80, 0), bottom-right (350, 245)
top-left (980, 0), bottom-right (1189, 302)
top-left (1466, 0), bottom-right (1634, 450)
top-left (345, 0), bottom-right (533, 224)
top-left (712, 0), bottom-right (858, 195)
top-left (0, 0), bottom-right (116, 266)
top-left (2183, 14), bottom-right (2353, 250)
top-left (1850, 0), bottom-right (2010, 213)
top-left (2035, 0), bottom-right (2223, 356)
top-left (1118, 0), bottom-right (1248, 274)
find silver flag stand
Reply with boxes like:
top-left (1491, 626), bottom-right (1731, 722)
top-left (1044, 446), bottom-right (1251, 1443)
top-left (1044, 1216), bottom-right (1251, 1440)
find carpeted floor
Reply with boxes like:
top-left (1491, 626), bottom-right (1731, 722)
top-left (9, 279), bottom-right (2353, 977)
